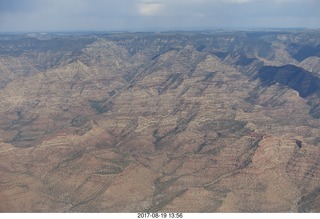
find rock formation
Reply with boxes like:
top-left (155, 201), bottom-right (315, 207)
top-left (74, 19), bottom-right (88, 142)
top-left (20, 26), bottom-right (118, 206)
top-left (0, 30), bottom-right (320, 212)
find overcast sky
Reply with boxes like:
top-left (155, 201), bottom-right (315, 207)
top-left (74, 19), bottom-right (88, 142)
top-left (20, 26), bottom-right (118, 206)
top-left (0, 0), bottom-right (319, 32)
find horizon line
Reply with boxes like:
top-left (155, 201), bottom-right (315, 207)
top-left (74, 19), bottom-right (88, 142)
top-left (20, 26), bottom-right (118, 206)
top-left (1, 27), bottom-right (320, 35)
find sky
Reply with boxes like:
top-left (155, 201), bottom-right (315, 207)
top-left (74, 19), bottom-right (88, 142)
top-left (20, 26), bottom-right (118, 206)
top-left (0, 0), bottom-right (319, 32)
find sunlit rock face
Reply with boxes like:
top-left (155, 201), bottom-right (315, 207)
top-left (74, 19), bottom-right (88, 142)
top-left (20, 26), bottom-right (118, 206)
top-left (0, 30), bottom-right (320, 212)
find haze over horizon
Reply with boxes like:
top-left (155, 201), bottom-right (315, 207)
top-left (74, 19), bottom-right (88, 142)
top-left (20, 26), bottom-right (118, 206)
top-left (0, 0), bottom-right (319, 32)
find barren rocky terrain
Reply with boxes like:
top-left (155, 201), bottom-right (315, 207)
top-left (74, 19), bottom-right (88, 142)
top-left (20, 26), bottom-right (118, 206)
top-left (0, 30), bottom-right (320, 212)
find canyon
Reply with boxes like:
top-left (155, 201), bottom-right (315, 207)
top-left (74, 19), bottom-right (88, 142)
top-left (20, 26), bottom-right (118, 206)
top-left (0, 30), bottom-right (320, 212)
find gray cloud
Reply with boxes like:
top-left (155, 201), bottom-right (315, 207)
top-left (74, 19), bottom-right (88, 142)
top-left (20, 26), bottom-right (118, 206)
top-left (0, 0), bottom-right (319, 32)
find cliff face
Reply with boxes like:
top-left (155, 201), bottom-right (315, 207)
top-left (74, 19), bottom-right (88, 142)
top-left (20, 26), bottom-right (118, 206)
top-left (0, 30), bottom-right (320, 212)
top-left (256, 65), bottom-right (320, 98)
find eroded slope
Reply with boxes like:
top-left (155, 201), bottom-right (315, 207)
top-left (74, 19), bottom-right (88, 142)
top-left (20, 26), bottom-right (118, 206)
top-left (0, 31), bottom-right (320, 212)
